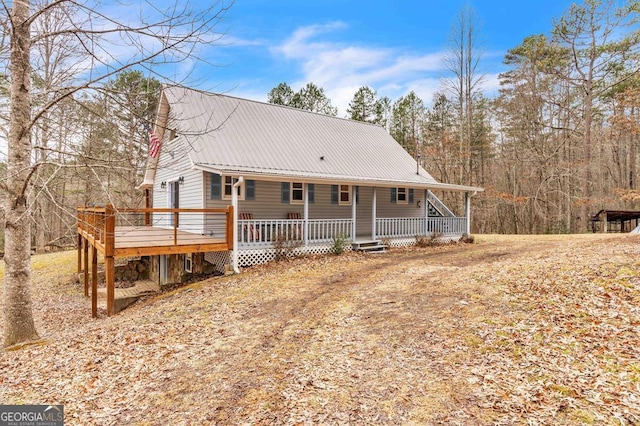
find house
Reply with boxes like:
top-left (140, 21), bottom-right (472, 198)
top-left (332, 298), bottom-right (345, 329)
top-left (138, 86), bottom-right (483, 275)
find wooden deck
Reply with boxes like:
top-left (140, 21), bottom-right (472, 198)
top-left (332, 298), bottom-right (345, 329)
top-left (111, 226), bottom-right (228, 256)
top-left (77, 205), bottom-right (233, 317)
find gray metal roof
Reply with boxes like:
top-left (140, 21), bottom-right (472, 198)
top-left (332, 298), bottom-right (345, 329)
top-left (155, 86), bottom-right (482, 192)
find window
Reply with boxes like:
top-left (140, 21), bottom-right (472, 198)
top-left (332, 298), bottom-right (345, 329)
top-left (397, 187), bottom-right (408, 204)
top-left (339, 184), bottom-right (352, 206)
top-left (291, 182), bottom-right (304, 204)
top-left (184, 253), bottom-right (193, 273)
top-left (211, 174), bottom-right (254, 200)
top-left (223, 175), bottom-right (244, 200)
top-left (282, 182), bottom-right (314, 204)
top-left (391, 187), bottom-right (414, 204)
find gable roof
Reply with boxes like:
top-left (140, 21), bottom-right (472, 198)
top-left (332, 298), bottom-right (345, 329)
top-left (142, 86), bottom-right (483, 192)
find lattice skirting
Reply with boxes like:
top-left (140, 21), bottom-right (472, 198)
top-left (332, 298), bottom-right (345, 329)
top-left (204, 251), bottom-right (231, 273)
top-left (206, 234), bottom-right (463, 269)
top-left (237, 244), bottom-right (353, 267)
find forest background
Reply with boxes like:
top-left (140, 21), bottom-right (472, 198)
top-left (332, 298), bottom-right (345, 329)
top-left (1, 0), bottom-right (639, 257)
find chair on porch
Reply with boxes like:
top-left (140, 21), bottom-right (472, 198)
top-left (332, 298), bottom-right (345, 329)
top-left (287, 212), bottom-right (303, 240)
top-left (239, 212), bottom-right (260, 242)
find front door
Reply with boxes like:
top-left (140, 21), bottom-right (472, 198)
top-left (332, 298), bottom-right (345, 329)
top-left (169, 181), bottom-right (179, 227)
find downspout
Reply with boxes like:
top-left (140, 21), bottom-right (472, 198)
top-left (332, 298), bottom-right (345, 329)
top-left (232, 176), bottom-right (244, 273)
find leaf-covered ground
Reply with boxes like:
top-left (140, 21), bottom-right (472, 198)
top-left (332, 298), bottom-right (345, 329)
top-left (1, 234), bottom-right (639, 425)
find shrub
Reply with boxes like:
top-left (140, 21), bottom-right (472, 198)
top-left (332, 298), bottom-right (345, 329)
top-left (273, 232), bottom-right (302, 261)
top-left (380, 238), bottom-right (391, 250)
top-left (416, 232), bottom-right (443, 247)
top-left (330, 234), bottom-right (347, 255)
top-left (459, 233), bottom-right (475, 244)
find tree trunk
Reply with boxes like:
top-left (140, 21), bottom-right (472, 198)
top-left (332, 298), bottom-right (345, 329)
top-left (3, 0), bottom-right (39, 347)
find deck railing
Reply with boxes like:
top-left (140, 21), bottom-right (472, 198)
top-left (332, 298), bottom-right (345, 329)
top-left (77, 205), bottom-right (234, 251)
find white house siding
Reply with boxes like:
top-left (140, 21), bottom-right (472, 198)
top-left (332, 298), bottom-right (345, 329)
top-left (152, 137), bottom-right (205, 233)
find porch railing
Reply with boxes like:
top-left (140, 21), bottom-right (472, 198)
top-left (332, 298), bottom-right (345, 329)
top-left (376, 216), bottom-right (466, 239)
top-left (238, 216), bottom-right (467, 247)
top-left (238, 218), bottom-right (353, 246)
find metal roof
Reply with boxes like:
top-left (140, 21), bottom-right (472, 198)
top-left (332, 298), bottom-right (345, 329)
top-left (147, 86), bottom-right (482, 192)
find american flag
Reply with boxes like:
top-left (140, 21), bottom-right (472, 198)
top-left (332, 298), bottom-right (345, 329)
top-left (147, 126), bottom-right (161, 158)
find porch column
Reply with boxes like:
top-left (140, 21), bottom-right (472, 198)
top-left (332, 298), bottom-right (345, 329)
top-left (352, 185), bottom-right (357, 240)
top-left (465, 191), bottom-right (471, 235)
top-left (424, 189), bottom-right (428, 235)
top-left (602, 211), bottom-right (608, 233)
top-left (371, 187), bottom-right (377, 240)
top-left (303, 183), bottom-right (309, 245)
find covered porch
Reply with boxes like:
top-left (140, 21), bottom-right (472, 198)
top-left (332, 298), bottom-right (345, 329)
top-left (236, 187), bottom-right (473, 248)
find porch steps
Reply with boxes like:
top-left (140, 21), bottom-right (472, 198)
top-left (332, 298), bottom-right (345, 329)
top-left (352, 240), bottom-right (387, 253)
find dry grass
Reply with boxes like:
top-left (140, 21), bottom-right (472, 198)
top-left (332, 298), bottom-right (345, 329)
top-left (1, 234), bottom-right (639, 424)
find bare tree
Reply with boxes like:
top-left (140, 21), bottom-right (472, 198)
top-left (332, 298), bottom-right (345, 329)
top-left (551, 0), bottom-right (640, 228)
top-left (1, 0), bottom-right (232, 347)
top-left (442, 3), bottom-right (485, 186)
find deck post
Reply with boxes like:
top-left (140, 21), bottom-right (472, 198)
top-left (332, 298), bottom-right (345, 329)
top-left (371, 187), bottom-right (377, 240)
top-left (465, 192), bottom-right (471, 235)
top-left (83, 237), bottom-right (89, 297)
top-left (105, 204), bottom-right (116, 316)
top-left (226, 205), bottom-right (234, 250)
top-left (144, 188), bottom-right (151, 226)
top-left (92, 246), bottom-right (98, 318)
top-left (173, 211), bottom-right (178, 245)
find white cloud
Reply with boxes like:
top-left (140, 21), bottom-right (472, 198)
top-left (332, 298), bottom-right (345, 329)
top-left (272, 22), bottom-right (450, 114)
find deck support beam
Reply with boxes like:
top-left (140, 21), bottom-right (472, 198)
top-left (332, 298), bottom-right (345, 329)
top-left (83, 237), bottom-right (89, 297)
top-left (105, 204), bottom-right (116, 316)
top-left (91, 246), bottom-right (98, 318)
top-left (77, 233), bottom-right (82, 274)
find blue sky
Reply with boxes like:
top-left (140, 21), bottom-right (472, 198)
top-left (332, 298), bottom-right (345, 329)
top-left (179, 0), bottom-right (576, 115)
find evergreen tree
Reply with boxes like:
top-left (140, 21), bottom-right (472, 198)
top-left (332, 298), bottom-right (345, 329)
top-left (347, 86), bottom-right (385, 125)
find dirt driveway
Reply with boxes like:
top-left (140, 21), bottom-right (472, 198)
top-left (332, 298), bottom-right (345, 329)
top-left (1, 234), bottom-right (639, 424)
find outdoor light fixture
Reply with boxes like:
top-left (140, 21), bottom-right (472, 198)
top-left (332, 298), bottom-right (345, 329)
top-left (417, 200), bottom-right (422, 209)
top-left (178, 176), bottom-right (185, 185)
top-left (160, 181), bottom-right (167, 189)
